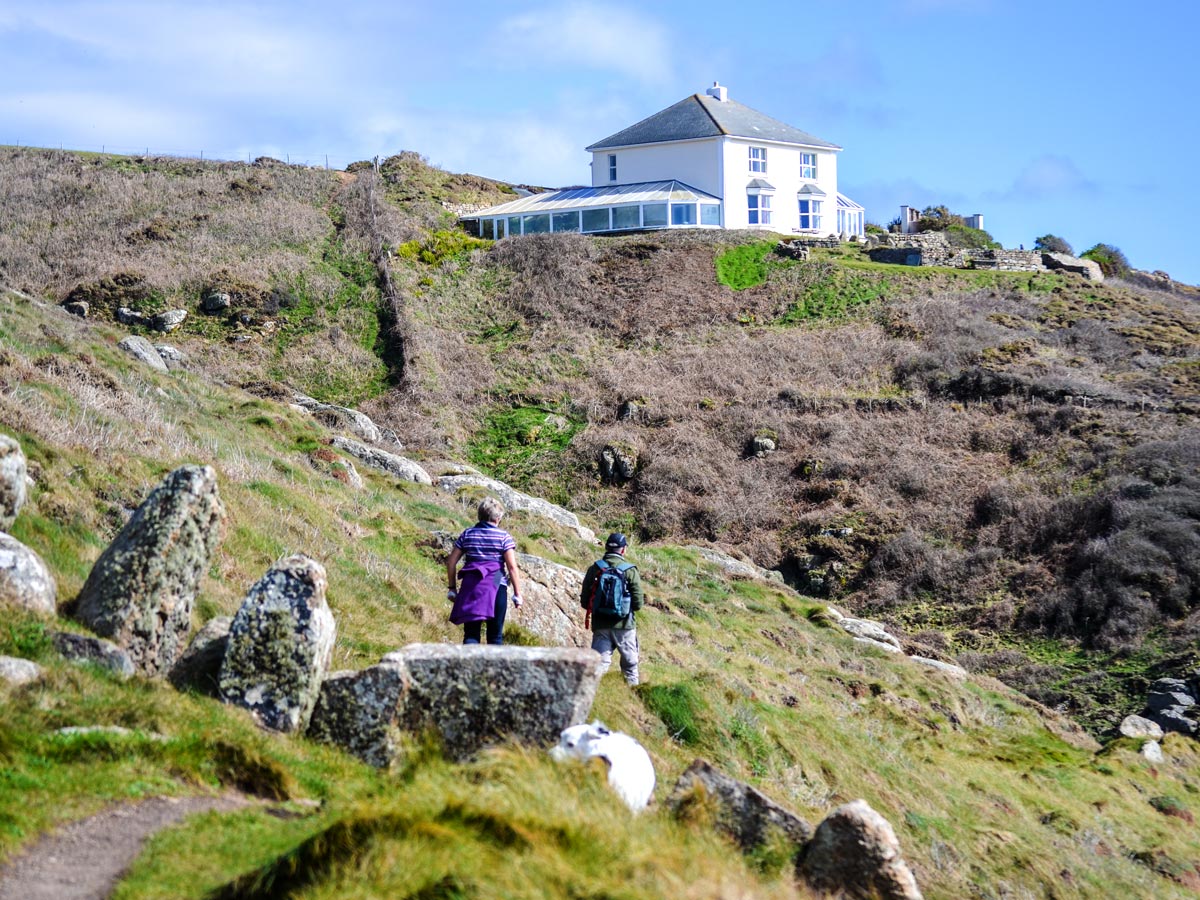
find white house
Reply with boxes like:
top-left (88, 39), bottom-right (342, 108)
top-left (465, 83), bottom-right (865, 240)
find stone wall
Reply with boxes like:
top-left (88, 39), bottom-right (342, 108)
top-left (964, 249), bottom-right (1043, 272)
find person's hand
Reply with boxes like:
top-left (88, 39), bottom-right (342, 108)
top-left (511, 594), bottom-right (522, 608)
top-left (447, 588), bottom-right (457, 601)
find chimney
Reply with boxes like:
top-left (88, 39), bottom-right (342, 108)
top-left (705, 81), bottom-right (728, 102)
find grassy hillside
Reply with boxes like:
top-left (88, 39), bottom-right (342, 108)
top-left (0, 148), bottom-right (1198, 898)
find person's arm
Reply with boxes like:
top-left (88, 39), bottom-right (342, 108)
top-left (446, 546), bottom-right (463, 599)
top-left (626, 565), bottom-right (644, 612)
top-left (580, 564), bottom-right (596, 609)
top-left (503, 548), bottom-right (524, 606)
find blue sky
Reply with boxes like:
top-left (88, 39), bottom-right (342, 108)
top-left (2, 0), bottom-right (1197, 284)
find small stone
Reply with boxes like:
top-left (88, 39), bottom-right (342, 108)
top-left (150, 309), bottom-right (188, 333)
top-left (62, 301), bottom-right (89, 318)
top-left (1119, 715), bottom-right (1163, 740)
top-left (0, 434), bottom-right (29, 530)
top-left (116, 308), bottom-right (149, 327)
top-left (118, 335), bottom-right (169, 372)
top-left (0, 533), bottom-right (57, 616)
top-left (0, 655), bottom-right (43, 686)
top-left (1141, 740), bottom-right (1164, 763)
top-left (51, 631), bottom-right (135, 679)
top-left (201, 291), bottom-right (232, 314)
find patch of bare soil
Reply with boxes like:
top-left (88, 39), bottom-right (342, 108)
top-left (0, 794), bottom-right (250, 900)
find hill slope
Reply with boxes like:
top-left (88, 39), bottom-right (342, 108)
top-left (0, 147), bottom-right (1198, 899)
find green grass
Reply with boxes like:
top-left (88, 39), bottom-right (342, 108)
top-left (466, 402), bottom-right (584, 490)
top-left (715, 241), bottom-right (775, 290)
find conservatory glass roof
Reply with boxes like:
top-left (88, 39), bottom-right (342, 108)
top-left (465, 180), bottom-right (721, 219)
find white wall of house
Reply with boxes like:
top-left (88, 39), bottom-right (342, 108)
top-left (588, 134), bottom-right (842, 235)
top-left (589, 139), bottom-right (722, 197)
top-left (720, 138), bottom-right (839, 235)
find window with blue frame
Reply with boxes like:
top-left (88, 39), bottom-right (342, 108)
top-left (798, 199), bottom-right (822, 230)
top-left (799, 153), bottom-right (817, 180)
top-left (748, 193), bottom-right (771, 225)
top-left (749, 146), bottom-right (767, 174)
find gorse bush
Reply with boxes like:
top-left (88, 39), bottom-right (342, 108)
top-left (1081, 242), bottom-right (1131, 278)
top-left (1034, 234), bottom-right (1074, 255)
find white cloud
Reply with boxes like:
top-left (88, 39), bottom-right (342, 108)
top-left (497, 3), bottom-right (673, 85)
top-left (987, 155), bottom-right (1098, 202)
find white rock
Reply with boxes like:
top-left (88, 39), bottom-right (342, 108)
top-left (840, 617), bottom-right (901, 649)
top-left (438, 474), bottom-right (595, 542)
top-left (853, 636), bottom-right (902, 654)
top-left (552, 721), bottom-right (656, 812)
top-left (1119, 714), bottom-right (1164, 740)
top-left (908, 656), bottom-right (967, 679)
top-left (1140, 740), bottom-right (1164, 763)
top-left (0, 655), bottom-right (43, 686)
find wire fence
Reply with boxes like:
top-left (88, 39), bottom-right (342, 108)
top-left (1, 140), bottom-right (366, 171)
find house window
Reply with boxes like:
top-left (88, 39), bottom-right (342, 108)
top-left (552, 211), bottom-right (580, 233)
top-left (670, 203), bottom-right (697, 226)
top-left (642, 203), bottom-right (668, 228)
top-left (612, 206), bottom-right (640, 230)
top-left (522, 213), bottom-right (550, 234)
top-left (507, 216), bottom-right (521, 237)
top-left (700, 204), bottom-right (721, 225)
top-left (799, 153), bottom-right (817, 180)
top-left (582, 208), bottom-right (611, 232)
top-left (481, 219), bottom-right (494, 240)
top-left (748, 193), bottom-right (772, 225)
top-left (749, 146), bottom-right (767, 174)
top-left (608, 154), bottom-right (617, 182)
top-left (798, 199), bottom-right (822, 231)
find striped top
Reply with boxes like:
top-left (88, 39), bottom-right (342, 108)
top-left (455, 522), bottom-right (517, 567)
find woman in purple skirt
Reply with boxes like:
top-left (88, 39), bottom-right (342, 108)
top-left (446, 497), bottom-right (525, 644)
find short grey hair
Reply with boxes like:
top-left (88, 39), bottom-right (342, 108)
top-left (478, 497), bottom-right (505, 523)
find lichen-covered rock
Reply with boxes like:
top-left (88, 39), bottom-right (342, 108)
top-left (669, 758), bottom-right (812, 856)
top-left (51, 631), bottom-right (135, 679)
top-left (839, 617), bottom-right (901, 649)
top-left (686, 546), bottom-right (785, 583)
top-left (168, 616), bottom-right (232, 695)
top-left (219, 555), bottom-right (336, 733)
top-left (118, 335), bottom-right (169, 372)
top-left (330, 436), bottom-right (432, 485)
top-left (307, 661), bottom-right (410, 767)
top-left (75, 465), bottom-right (225, 678)
top-left (1120, 714), bottom-right (1164, 740)
top-left (294, 394), bottom-right (384, 444)
top-left (0, 655), bottom-right (43, 686)
top-left (599, 444), bottom-right (638, 484)
top-left (908, 656), bottom-right (967, 678)
top-left (437, 474), bottom-right (595, 542)
top-left (385, 644), bottom-right (602, 761)
top-left (0, 533), bottom-right (56, 616)
top-left (513, 553), bottom-right (589, 648)
top-left (799, 799), bottom-right (923, 900)
top-left (0, 434), bottom-right (28, 530)
top-left (150, 309), bottom-right (188, 332)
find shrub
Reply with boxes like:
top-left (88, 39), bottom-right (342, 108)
top-left (1081, 243), bottom-right (1131, 278)
top-left (1034, 234), bottom-right (1074, 255)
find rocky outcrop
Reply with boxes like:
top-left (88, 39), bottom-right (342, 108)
top-left (598, 444), bottom-right (637, 484)
top-left (0, 434), bottom-right (28, 529)
top-left (0, 655), bottom-right (43, 686)
top-left (686, 546), bottom-right (784, 583)
top-left (437, 474), bottom-right (596, 542)
top-left (294, 393), bottom-right (390, 444)
top-left (669, 758), bottom-right (812, 855)
top-left (838, 617), bottom-right (902, 651)
top-left (330, 436), bottom-right (432, 486)
top-left (51, 631), bottom-right (135, 679)
top-left (168, 616), bottom-right (232, 695)
top-left (908, 656), bottom-right (967, 679)
top-left (117, 335), bottom-right (169, 373)
top-left (1120, 714), bottom-right (1164, 740)
top-left (307, 660), bottom-right (411, 767)
top-left (154, 344), bottom-right (185, 370)
top-left (150, 309), bottom-right (188, 333)
top-left (799, 799), bottom-right (923, 900)
top-left (219, 555), bottom-right (336, 733)
top-left (386, 644), bottom-right (602, 761)
top-left (74, 465), bottom-right (225, 678)
top-left (0, 533), bottom-right (57, 616)
top-left (1141, 677), bottom-right (1198, 737)
top-left (1042, 252), bottom-right (1104, 282)
top-left (513, 553), bottom-right (589, 647)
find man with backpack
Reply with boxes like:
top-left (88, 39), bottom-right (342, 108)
top-left (581, 533), bottom-right (644, 685)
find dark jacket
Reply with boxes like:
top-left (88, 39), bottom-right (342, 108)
top-left (581, 551), bottom-right (644, 630)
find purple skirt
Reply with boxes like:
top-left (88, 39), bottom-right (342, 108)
top-left (450, 557), bottom-right (503, 624)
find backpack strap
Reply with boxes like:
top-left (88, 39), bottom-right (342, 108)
top-left (585, 559), bottom-right (608, 629)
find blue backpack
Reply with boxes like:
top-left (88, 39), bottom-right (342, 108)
top-left (592, 559), bottom-right (634, 617)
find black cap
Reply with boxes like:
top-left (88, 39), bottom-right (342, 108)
top-left (605, 533), bottom-right (628, 550)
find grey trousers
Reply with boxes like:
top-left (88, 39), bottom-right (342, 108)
top-left (591, 627), bottom-right (639, 685)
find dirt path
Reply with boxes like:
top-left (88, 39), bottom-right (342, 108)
top-left (0, 794), bottom-right (251, 900)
